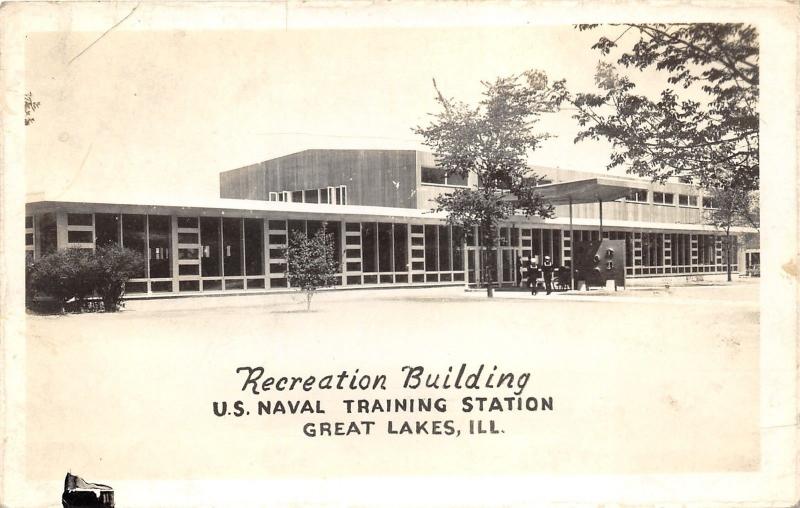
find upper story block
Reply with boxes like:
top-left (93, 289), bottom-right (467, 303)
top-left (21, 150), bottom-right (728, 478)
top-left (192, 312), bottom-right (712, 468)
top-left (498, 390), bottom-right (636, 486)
top-left (219, 149), bottom-right (475, 210)
top-left (219, 148), bottom-right (710, 226)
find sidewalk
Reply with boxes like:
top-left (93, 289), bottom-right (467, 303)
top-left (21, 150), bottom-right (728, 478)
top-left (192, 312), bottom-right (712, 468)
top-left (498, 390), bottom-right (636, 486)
top-left (475, 280), bottom-right (759, 307)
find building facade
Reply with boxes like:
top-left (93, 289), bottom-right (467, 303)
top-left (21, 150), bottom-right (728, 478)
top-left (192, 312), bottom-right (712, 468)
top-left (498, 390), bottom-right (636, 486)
top-left (25, 149), bottom-right (756, 297)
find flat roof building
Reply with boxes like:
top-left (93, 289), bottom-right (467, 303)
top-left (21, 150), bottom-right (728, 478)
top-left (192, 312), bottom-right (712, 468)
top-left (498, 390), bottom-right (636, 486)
top-left (25, 149), bottom-right (757, 297)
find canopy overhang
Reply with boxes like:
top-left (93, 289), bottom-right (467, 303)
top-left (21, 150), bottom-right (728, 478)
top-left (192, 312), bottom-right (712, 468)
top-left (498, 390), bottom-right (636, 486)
top-left (501, 176), bottom-right (638, 291)
top-left (502, 177), bottom-right (635, 205)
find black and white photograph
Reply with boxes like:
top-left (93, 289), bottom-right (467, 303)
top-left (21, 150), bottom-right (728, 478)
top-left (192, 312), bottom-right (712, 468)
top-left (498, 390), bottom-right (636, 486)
top-left (1, 2), bottom-right (797, 507)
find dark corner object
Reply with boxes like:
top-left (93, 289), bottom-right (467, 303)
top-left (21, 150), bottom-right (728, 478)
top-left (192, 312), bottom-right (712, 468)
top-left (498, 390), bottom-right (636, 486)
top-left (62, 473), bottom-right (115, 508)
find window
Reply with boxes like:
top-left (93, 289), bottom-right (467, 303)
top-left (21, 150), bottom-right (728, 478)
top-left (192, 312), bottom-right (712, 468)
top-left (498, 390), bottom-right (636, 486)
top-left (626, 189), bottom-right (648, 203)
top-left (678, 194), bottom-right (698, 207)
top-left (378, 223), bottom-right (393, 272)
top-left (148, 215), bottom-right (171, 278)
top-left (393, 224), bottom-right (408, 272)
top-left (178, 232), bottom-right (199, 244)
top-left (702, 196), bottom-right (718, 209)
top-left (67, 213), bottom-right (93, 226)
top-left (653, 192), bottom-right (674, 205)
top-left (244, 218), bottom-right (264, 276)
top-left (177, 217), bottom-right (198, 228)
top-left (122, 214), bottom-right (146, 278)
top-left (422, 167), bottom-right (446, 184)
top-left (424, 225), bottom-right (438, 271)
top-left (452, 226), bottom-right (464, 271)
top-left (68, 230), bottom-right (93, 243)
top-left (200, 217), bottom-right (221, 277)
top-left (438, 225), bottom-right (451, 271)
top-left (362, 223), bottom-right (377, 272)
top-left (421, 167), bottom-right (467, 186)
top-left (323, 221), bottom-right (342, 265)
top-left (95, 213), bottom-right (120, 246)
top-left (223, 218), bottom-right (243, 277)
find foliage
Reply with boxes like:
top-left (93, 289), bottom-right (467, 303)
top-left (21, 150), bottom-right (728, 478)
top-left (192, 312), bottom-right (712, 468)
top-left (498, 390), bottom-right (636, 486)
top-left (93, 245), bottom-right (146, 312)
top-left (413, 70), bottom-right (559, 296)
top-left (25, 92), bottom-right (40, 126)
top-left (283, 226), bottom-right (340, 311)
top-left (28, 246), bottom-right (144, 313)
top-left (29, 249), bottom-right (98, 311)
top-left (559, 24), bottom-right (758, 192)
top-left (703, 186), bottom-right (759, 281)
top-left (704, 186), bottom-right (759, 233)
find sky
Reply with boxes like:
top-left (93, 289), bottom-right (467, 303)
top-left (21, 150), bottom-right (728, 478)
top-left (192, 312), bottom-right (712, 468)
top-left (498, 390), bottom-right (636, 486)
top-left (25, 24), bottom-right (652, 202)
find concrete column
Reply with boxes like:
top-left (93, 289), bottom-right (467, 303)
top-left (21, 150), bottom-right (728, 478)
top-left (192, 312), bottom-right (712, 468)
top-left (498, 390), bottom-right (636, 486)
top-left (56, 212), bottom-right (68, 250)
top-left (170, 215), bottom-right (179, 293)
top-left (341, 220), bottom-right (348, 286)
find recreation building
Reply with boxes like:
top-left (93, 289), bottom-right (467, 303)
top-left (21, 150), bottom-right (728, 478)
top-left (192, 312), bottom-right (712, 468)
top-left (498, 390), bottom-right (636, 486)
top-left (25, 149), bottom-right (758, 297)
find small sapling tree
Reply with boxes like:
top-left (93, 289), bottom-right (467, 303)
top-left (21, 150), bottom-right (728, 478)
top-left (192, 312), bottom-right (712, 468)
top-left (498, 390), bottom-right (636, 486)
top-left (284, 225), bottom-right (340, 311)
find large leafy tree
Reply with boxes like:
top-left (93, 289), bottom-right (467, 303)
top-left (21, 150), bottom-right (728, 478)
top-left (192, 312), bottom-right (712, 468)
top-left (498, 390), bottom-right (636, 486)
top-left (559, 24), bottom-right (758, 192)
top-left (414, 70), bottom-right (559, 297)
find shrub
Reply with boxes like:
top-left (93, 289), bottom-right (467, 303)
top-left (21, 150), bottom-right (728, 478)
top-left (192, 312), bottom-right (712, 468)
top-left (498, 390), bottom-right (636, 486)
top-left (93, 245), bottom-right (145, 312)
top-left (28, 246), bottom-right (144, 313)
top-left (29, 249), bottom-right (98, 312)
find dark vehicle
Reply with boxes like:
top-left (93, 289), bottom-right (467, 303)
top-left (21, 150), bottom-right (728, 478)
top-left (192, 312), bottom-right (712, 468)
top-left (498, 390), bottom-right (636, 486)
top-left (62, 473), bottom-right (114, 508)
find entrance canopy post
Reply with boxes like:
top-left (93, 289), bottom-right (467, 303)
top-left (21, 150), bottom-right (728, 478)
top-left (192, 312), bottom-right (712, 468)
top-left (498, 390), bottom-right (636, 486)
top-left (599, 197), bottom-right (603, 237)
top-left (569, 195), bottom-right (574, 290)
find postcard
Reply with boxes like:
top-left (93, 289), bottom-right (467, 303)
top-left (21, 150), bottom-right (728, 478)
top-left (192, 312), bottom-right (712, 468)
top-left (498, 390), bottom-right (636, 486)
top-left (1, 1), bottom-right (797, 506)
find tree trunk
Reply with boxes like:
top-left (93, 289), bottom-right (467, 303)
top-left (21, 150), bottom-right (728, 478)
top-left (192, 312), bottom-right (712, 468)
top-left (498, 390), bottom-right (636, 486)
top-left (486, 255), bottom-right (494, 298)
top-left (306, 291), bottom-right (313, 311)
top-left (483, 248), bottom-right (493, 298)
top-left (726, 232), bottom-right (732, 282)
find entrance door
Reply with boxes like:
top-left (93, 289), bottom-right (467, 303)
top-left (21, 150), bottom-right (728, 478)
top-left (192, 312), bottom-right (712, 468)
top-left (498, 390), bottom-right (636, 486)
top-left (498, 247), bottom-right (524, 287)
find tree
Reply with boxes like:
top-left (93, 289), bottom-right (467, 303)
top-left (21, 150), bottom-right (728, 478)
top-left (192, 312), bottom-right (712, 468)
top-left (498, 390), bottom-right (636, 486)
top-left (25, 92), bottom-right (40, 126)
top-left (284, 225), bottom-right (340, 311)
top-left (560, 24), bottom-right (758, 193)
top-left (414, 71), bottom-right (558, 297)
top-left (703, 186), bottom-right (759, 282)
top-left (93, 245), bottom-right (146, 312)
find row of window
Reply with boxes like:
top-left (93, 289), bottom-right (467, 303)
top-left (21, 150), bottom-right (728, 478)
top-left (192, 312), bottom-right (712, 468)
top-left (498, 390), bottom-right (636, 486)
top-left (27, 213), bottom-right (741, 292)
top-left (267, 185), bottom-right (348, 205)
top-left (421, 167), bottom-right (468, 187)
top-left (624, 189), bottom-right (713, 208)
top-left (29, 213), bottom-right (470, 292)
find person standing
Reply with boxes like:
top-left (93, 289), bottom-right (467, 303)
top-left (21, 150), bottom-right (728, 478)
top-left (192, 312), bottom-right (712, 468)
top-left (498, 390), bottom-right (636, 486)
top-left (542, 255), bottom-right (554, 295)
top-left (528, 257), bottom-right (540, 296)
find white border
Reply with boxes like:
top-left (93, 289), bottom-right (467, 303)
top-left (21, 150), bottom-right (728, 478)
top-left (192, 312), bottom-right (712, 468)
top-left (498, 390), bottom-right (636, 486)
top-left (1, 2), bottom-right (797, 506)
